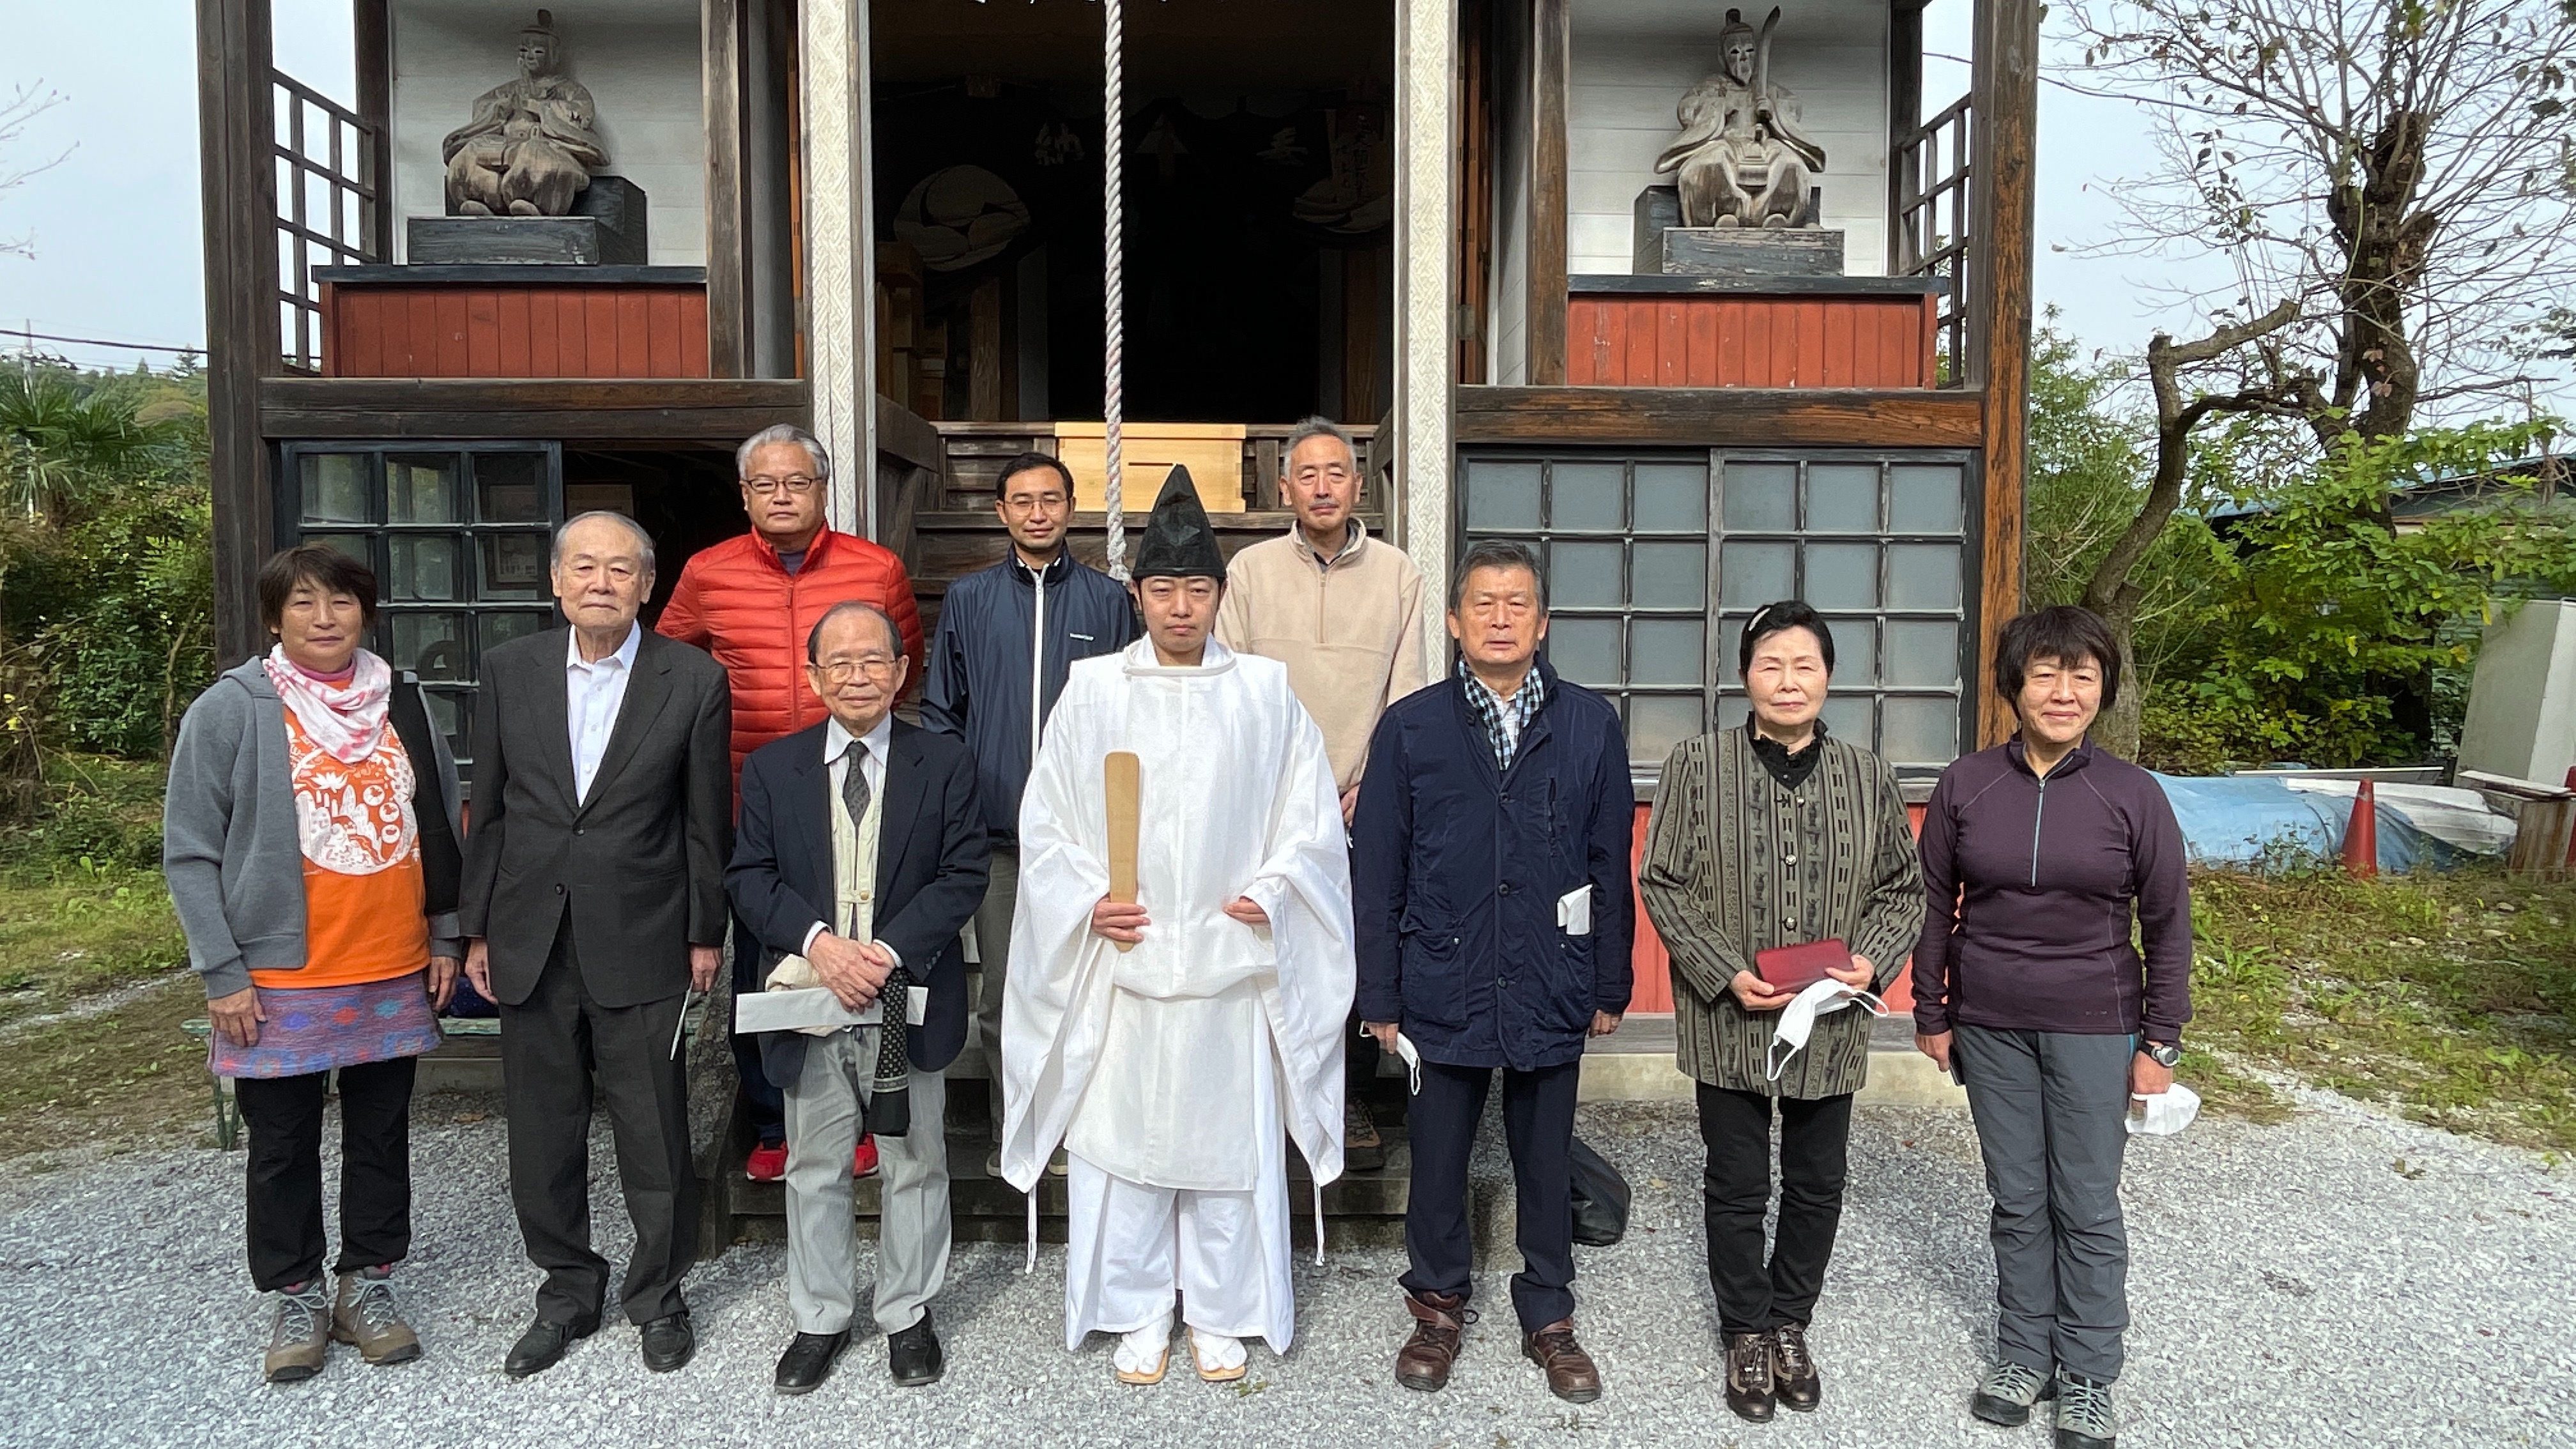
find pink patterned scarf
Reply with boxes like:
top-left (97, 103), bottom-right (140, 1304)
top-left (263, 645), bottom-right (393, 764)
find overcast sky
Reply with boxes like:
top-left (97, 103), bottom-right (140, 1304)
top-left (1, 0), bottom-right (2239, 376)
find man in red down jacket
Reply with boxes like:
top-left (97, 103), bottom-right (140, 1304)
top-left (658, 423), bottom-right (926, 1182)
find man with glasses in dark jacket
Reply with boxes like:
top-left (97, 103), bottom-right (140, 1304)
top-left (1352, 539), bottom-right (1636, 1405)
top-left (922, 452), bottom-right (1136, 1175)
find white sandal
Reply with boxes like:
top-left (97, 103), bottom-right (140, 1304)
top-left (1190, 1328), bottom-right (1247, 1383)
top-left (1114, 1316), bottom-right (1172, 1385)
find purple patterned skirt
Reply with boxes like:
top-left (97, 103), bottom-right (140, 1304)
top-left (208, 971), bottom-right (445, 1080)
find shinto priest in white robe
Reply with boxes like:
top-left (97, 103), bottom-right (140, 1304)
top-left (1000, 636), bottom-right (1354, 1353)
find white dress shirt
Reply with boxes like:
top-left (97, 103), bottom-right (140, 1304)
top-left (565, 622), bottom-right (642, 804)
top-left (801, 712), bottom-right (896, 960)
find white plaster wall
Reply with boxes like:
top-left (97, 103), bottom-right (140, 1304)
top-left (389, 0), bottom-right (708, 266)
top-left (1570, 0), bottom-right (1888, 277)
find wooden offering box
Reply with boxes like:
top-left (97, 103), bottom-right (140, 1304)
top-left (1566, 275), bottom-right (1946, 390)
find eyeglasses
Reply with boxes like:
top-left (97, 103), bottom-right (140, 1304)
top-left (812, 654), bottom-right (898, 682)
top-left (999, 491), bottom-right (1070, 513)
top-left (745, 475), bottom-right (821, 497)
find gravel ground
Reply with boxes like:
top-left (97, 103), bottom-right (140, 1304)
top-left (0, 1085), bottom-right (2568, 1449)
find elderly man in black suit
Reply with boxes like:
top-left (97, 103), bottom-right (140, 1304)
top-left (460, 509), bottom-right (732, 1379)
top-left (728, 600), bottom-right (988, 1394)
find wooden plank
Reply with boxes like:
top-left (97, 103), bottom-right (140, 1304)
top-left (1656, 302), bottom-right (1687, 387)
top-left (1624, 300), bottom-right (1655, 385)
top-left (702, 0), bottom-right (749, 376)
top-left (646, 289), bottom-right (686, 376)
top-left (1526, 0), bottom-right (1570, 385)
top-left (1452, 385), bottom-right (1986, 447)
top-left (680, 290), bottom-right (710, 378)
top-left (493, 290), bottom-right (531, 377)
top-left (1743, 300), bottom-right (1773, 387)
top-left (465, 290), bottom-right (502, 376)
top-left (1969, 0), bottom-right (2041, 745)
top-left (1600, 302), bottom-right (1629, 387)
top-left (584, 293), bottom-right (620, 378)
top-left (198, 0), bottom-right (275, 661)
top-left (555, 292), bottom-right (586, 375)
top-left (526, 289), bottom-right (560, 376)
top-left (1887, 0), bottom-right (1926, 275)
top-left (257, 376), bottom-right (812, 440)
top-left (404, 293), bottom-right (438, 373)
top-left (353, 0), bottom-right (394, 259)
top-left (1719, 298), bottom-right (1746, 385)
top-left (1793, 301), bottom-right (1825, 388)
top-left (1685, 300), bottom-right (1719, 387)
top-left (615, 291), bottom-right (652, 376)
top-left (1822, 300), bottom-right (1856, 387)
top-left (433, 291), bottom-right (471, 376)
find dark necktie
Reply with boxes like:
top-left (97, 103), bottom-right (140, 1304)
top-left (844, 739), bottom-right (912, 1137)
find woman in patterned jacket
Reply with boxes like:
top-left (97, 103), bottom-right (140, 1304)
top-left (1637, 599), bottom-right (1924, 1425)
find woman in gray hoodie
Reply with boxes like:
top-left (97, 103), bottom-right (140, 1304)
top-left (164, 545), bottom-right (463, 1383)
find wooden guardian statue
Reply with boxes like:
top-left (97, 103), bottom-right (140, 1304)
top-left (441, 10), bottom-right (609, 218)
top-left (1655, 6), bottom-right (1827, 229)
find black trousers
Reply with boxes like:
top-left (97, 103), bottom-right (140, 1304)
top-left (1400, 1057), bottom-right (1581, 1331)
top-left (729, 913), bottom-right (785, 1145)
top-left (236, 1057), bottom-right (417, 1292)
top-left (500, 922), bottom-right (700, 1326)
top-left (1699, 1084), bottom-right (1854, 1333)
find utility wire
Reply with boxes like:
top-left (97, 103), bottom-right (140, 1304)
top-left (6, 328), bottom-right (202, 353)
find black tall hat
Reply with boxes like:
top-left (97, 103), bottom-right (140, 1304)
top-left (1128, 466), bottom-right (1227, 581)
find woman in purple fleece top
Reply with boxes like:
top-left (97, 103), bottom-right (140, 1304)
top-left (1912, 605), bottom-right (2190, 1449)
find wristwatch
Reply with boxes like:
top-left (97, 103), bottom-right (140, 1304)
top-left (2142, 1041), bottom-right (2182, 1069)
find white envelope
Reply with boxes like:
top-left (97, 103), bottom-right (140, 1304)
top-left (1557, 885), bottom-right (1593, 937)
top-left (732, 985), bottom-right (928, 1035)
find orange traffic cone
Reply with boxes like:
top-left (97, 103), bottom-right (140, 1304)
top-left (2340, 778), bottom-right (2378, 878)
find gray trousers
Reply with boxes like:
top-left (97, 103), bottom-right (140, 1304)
top-left (1954, 1024), bottom-right (2133, 1383)
top-left (783, 1027), bottom-right (950, 1337)
top-left (971, 844), bottom-right (1020, 1131)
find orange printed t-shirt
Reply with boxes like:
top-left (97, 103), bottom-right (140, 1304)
top-left (250, 711), bottom-right (432, 990)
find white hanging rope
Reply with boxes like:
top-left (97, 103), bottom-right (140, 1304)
top-left (1101, 0), bottom-right (1128, 580)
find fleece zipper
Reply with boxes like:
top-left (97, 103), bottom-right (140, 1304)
top-left (2027, 774), bottom-right (2048, 888)
top-left (1027, 556), bottom-right (1048, 770)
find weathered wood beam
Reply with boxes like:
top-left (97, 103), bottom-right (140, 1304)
top-left (1525, 0), bottom-right (1570, 385)
top-left (1886, 0), bottom-right (1924, 274)
top-left (703, 0), bottom-right (750, 377)
top-left (1967, 0), bottom-right (2039, 745)
top-left (200, 0), bottom-right (277, 664)
top-left (352, 0), bottom-right (394, 260)
top-left (1452, 385), bottom-right (1986, 447)
top-left (258, 378), bottom-right (811, 441)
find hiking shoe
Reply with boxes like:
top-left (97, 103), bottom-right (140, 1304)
top-left (1345, 1096), bottom-right (1387, 1172)
top-left (264, 1278), bottom-right (332, 1383)
top-left (331, 1265), bottom-right (420, 1365)
top-left (2055, 1372), bottom-right (2117, 1449)
top-left (1972, 1359), bottom-right (2057, 1427)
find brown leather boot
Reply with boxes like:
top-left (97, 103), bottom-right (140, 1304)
top-left (1771, 1323), bottom-right (1821, 1412)
top-left (1724, 1330), bottom-right (1776, 1423)
top-left (1394, 1291), bottom-right (1471, 1392)
top-left (1522, 1318), bottom-right (1602, 1404)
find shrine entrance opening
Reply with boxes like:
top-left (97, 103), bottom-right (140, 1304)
top-left (867, 0), bottom-right (1395, 430)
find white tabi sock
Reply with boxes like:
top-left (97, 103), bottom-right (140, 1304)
top-left (1115, 1311), bottom-right (1174, 1376)
top-left (1190, 1328), bottom-right (1246, 1375)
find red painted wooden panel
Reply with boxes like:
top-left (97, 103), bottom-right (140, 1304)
top-left (1556, 293), bottom-right (1936, 390)
top-left (1627, 797), bottom-right (1933, 1018)
top-left (319, 284), bottom-right (709, 378)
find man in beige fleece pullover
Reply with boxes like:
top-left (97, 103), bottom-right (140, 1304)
top-left (1215, 415), bottom-right (1437, 1169)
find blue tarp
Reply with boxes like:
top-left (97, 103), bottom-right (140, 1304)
top-left (2150, 772), bottom-right (2480, 873)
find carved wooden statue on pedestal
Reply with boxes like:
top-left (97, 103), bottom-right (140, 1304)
top-left (1654, 6), bottom-right (1827, 229)
top-left (441, 10), bottom-right (608, 218)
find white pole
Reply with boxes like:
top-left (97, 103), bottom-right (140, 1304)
top-left (1101, 0), bottom-right (1128, 579)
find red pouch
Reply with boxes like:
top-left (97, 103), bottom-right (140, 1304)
top-left (1754, 938), bottom-right (1851, 993)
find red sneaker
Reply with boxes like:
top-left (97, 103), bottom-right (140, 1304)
top-left (853, 1134), bottom-right (880, 1178)
top-left (745, 1141), bottom-right (787, 1182)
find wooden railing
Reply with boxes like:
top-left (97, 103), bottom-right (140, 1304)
top-left (1893, 92), bottom-right (1972, 387)
top-left (272, 71), bottom-right (385, 374)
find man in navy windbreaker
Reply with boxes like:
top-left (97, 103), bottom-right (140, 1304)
top-left (1352, 539), bottom-right (1635, 1405)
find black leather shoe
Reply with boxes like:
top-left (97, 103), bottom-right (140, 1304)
top-left (887, 1309), bottom-right (944, 1386)
top-left (504, 1314), bottom-right (599, 1379)
top-left (774, 1330), bottom-right (849, 1395)
top-left (640, 1310), bottom-right (696, 1373)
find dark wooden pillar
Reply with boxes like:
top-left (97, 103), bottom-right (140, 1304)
top-left (352, 0), bottom-right (394, 261)
top-left (1885, 0), bottom-right (1924, 274)
top-left (1526, 0), bottom-right (1569, 385)
top-left (1966, 0), bottom-right (2038, 745)
top-left (199, 0), bottom-right (277, 666)
top-left (704, 0), bottom-right (751, 377)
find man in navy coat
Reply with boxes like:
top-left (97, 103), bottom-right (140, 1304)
top-left (1352, 539), bottom-right (1635, 1404)
top-left (726, 601), bottom-right (988, 1395)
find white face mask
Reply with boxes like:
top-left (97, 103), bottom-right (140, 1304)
top-left (1765, 978), bottom-right (1890, 1081)
top-left (2125, 1082), bottom-right (2202, 1136)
